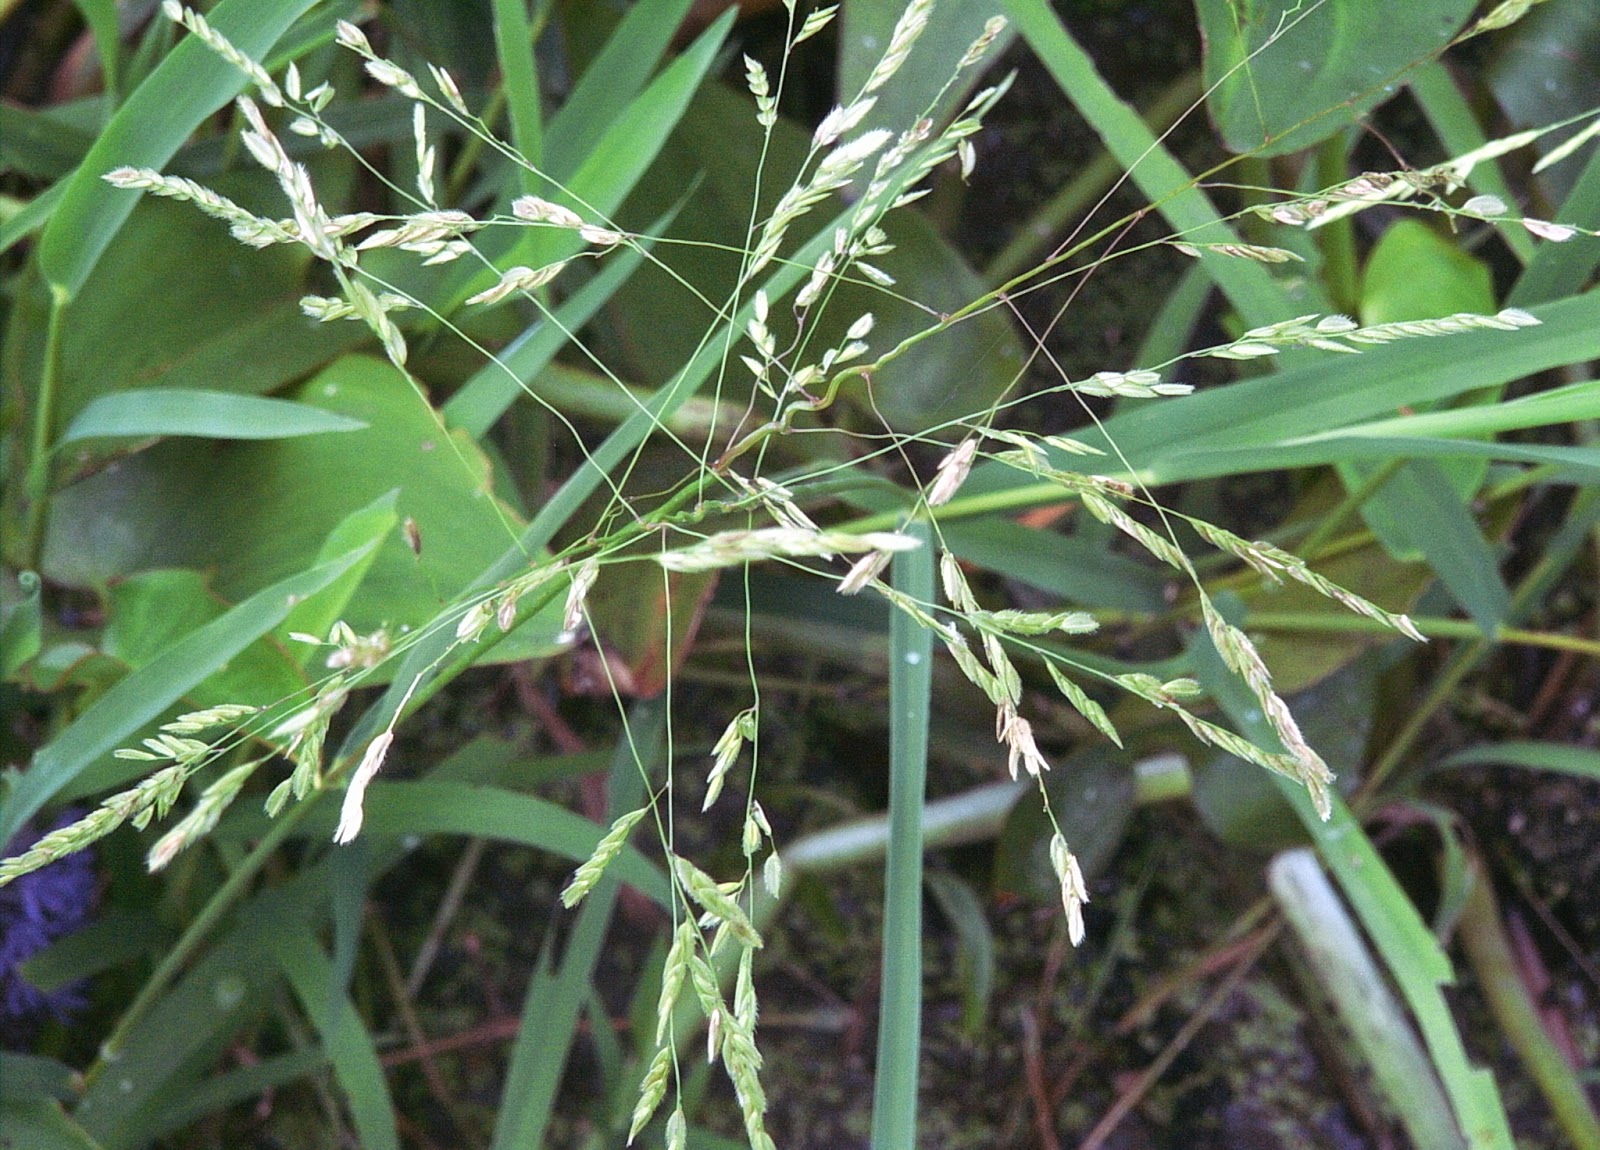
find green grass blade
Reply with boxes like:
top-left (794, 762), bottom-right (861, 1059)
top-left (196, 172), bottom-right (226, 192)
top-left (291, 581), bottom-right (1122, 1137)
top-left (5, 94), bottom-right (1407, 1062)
top-left (0, 571), bottom-right (41, 678)
top-left (0, 181), bottom-right (67, 257)
top-left (1409, 61), bottom-right (1536, 264)
top-left (139, 1050), bottom-right (327, 1144)
top-left (0, 525), bottom-right (388, 849)
top-left (1437, 741), bottom-right (1600, 780)
top-left (1001, 0), bottom-right (1301, 327)
top-left (542, 0), bottom-right (695, 181)
top-left (556, 8), bottom-right (729, 215)
top-left (1301, 379), bottom-right (1600, 442)
top-left (273, 930), bottom-right (400, 1150)
top-left (923, 870), bottom-right (997, 1033)
top-left (1509, 140), bottom-right (1600, 307)
top-left (1153, 434), bottom-right (1600, 483)
top-left (870, 522), bottom-right (934, 1150)
top-left (1198, 642), bottom-right (1515, 1149)
top-left (19, 907), bottom-right (169, 990)
top-left (1195, 612), bottom-right (1516, 1144)
top-left (0, 103), bottom-right (96, 180)
top-left (442, 225), bottom-right (655, 438)
top-left (38, 0), bottom-right (320, 299)
top-left (951, 290), bottom-right (1600, 504)
top-left (1457, 862), bottom-right (1600, 1150)
top-left (1270, 849), bottom-right (1468, 1150)
top-left (442, 11), bottom-right (732, 312)
top-left (1380, 460), bottom-right (1510, 634)
top-left (489, 698), bottom-right (661, 1150)
top-left (71, 0), bottom-right (122, 105)
top-left (74, 895), bottom-right (299, 1144)
top-left (216, 780), bottom-right (670, 904)
top-left (492, 0), bottom-right (542, 184)
top-left (1283, 798), bottom-right (1513, 1147)
top-left (60, 389), bottom-right (367, 442)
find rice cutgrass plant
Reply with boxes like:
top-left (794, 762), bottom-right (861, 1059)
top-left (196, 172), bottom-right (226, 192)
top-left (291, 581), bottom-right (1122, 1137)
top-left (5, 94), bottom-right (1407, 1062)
top-left (4, 0), bottom-right (1597, 1145)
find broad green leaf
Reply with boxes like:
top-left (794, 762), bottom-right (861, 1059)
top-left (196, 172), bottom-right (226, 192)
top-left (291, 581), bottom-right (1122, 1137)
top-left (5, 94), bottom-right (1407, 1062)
top-left (1195, 0), bottom-right (1476, 156)
top-left (100, 568), bottom-right (306, 709)
top-left (0, 527), bottom-right (383, 848)
top-left (1362, 220), bottom-right (1494, 325)
top-left (15, 643), bottom-right (121, 699)
top-left (39, 0), bottom-right (322, 298)
top-left (44, 357), bottom-right (563, 647)
top-left (40, 192), bottom-right (367, 442)
top-left (832, 209), bottom-right (1028, 433)
top-left (275, 493), bottom-right (399, 663)
top-left (1487, 0), bottom-right (1600, 206)
top-left (597, 81), bottom-right (800, 386)
top-left (426, 733), bottom-right (611, 791)
top-left (61, 389), bottom-right (366, 443)
top-left (1351, 219), bottom-right (1497, 559)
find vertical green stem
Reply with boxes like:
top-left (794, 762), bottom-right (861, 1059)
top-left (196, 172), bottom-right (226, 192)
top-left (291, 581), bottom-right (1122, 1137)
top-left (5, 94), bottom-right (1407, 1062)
top-left (870, 523), bottom-right (934, 1150)
top-left (1457, 857), bottom-right (1600, 1150)
top-left (23, 286), bottom-right (69, 568)
top-left (1315, 133), bottom-right (1360, 315)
